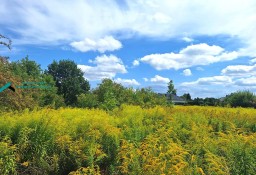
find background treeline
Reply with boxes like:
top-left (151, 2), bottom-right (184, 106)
top-left (0, 56), bottom-right (167, 111)
top-left (2, 56), bottom-right (256, 111)
top-left (182, 91), bottom-right (256, 108)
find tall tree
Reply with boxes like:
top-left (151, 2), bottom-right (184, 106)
top-left (11, 56), bottom-right (41, 80)
top-left (47, 60), bottom-right (90, 106)
top-left (93, 79), bottom-right (124, 110)
top-left (182, 93), bottom-right (192, 102)
top-left (167, 80), bottom-right (177, 95)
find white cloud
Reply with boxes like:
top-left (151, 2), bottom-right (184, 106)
top-left (132, 60), bottom-right (140, 66)
top-left (70, 36), bottom-right (122, 53)
top-left (78, 55), bottom-right (127, 80)
top-left (151, 12), bottom-right (172, 24)
top-left (140, 43), bottom-right (238, 70)
top-left (183, 69), bottom-right (192, 76)
top-left (143, 78), bottom-right (149, 82)
top-left (249, 58), bottom-right (256, 64)
top-left (235, 77), bottom-right (256, 86)
top-left (114, 78), bottom-right (140, 86)
top-left (150, 75), bottom-right (170, 84)
top-left (1, 0), bottom-right (256, 56)
top-left (196, 67), bottom-right (204, 71)
top-left (182, 37), bottom-right (194, 42)
top-left (221, 64), bottom-right (256, 77)
top-left (181, 76), bottom-right (233, 86)
top-left (179, 76), bottom-right (234, 98)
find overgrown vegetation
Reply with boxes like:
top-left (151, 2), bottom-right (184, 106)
top-left (0, 106), bottom-right (255, 174)
top-left (0, 56), bottom-right (168, 111)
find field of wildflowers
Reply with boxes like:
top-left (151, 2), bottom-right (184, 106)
top-left (0, 105), bottom-right (255, 174)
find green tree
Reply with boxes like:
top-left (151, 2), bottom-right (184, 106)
top-left (134, 88), bottom-right (167, 107)
top-left (94, 79), bottom-right (124, 109)
top-left (10, 56), bottom-right (41, 80)
top-left (167, 80), bottom-right (176, 104)
top-left (47, 60), bottom-right (90, 106)
top-left (167, 80), bottom-right (176, 95)
top-left (224, 90), bottom-right (256, 108)
top-left (182, 93), bottom-right (192, 102)
top-left (77, 93), bottom-right (98, 108)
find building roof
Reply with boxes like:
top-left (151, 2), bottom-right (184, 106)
top-left (171, 94), bottom-right (186, 103)
top-left (158, 93), bottom-right (186, 104)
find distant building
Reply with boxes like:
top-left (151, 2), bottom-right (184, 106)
top-left (169, 94), bottom-right (186, 104)
top-left (158, 93), bottom-right (187, 105)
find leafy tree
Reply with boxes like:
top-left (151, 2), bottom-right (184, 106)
top-left (77, 93), bottom-right (98, 108)
top-left (10, 56), bottom-right (42, 80)
top-left (203, 97), bottom-right (220, 106)
top-left (191, 97), bottom-right (204, 106)
top-left (182, 93), bottom-right (192, 102)
top-left (224, 90), bottom-right (256, 108)
top-left (167, 80), bottom-right (176, 95)
top-left (94, 79), bottom-right (124, 109)
top-left (134, 88), bottom-right (167, 107)
top-left (47, 60), bottom-right (90, 106)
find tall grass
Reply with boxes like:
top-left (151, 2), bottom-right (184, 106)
top-left (0, 105), bottom-right (255, 174)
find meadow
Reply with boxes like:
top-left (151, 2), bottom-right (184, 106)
top-left (0, 105), bottom-right (255, 175)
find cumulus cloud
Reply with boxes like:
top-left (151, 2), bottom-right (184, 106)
top-left (114, 78), bottom-right (140, 86)
top-left (78, 55), bottom-right (127, 80)
top-left (196, 67), bottom-right (204, 71)
top-left (132, 60), bottom-right (140, 66)
top-left (182, 37), bottom-right (194, 42)
top-left (221, 64), bottom-right (256, 77)
top-left (70, 36), bottom-right (122, 53)
top-left (235, 77), bottom-right (256, 86)
top-left (183, 69), bottom-right (192, 76)
top-left (140, 43), bottom-right (238, 70)
top-left (179, 75), bottom-right (235, 98)
top-left (151, 12), bottom-right (172, 24)
top-left (181, 76), bottom-right (233, 86)
top-left (150, 75), bottom-right (170, 84)
top-left (249, 58), bottom-right (256, 64)
top-left (143, 78), bottom-right (149, 82)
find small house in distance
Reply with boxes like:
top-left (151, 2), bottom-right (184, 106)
top-left (158, 93), bottom-right (187, 105)
top-left (170, 94), bottom-right (186, 104)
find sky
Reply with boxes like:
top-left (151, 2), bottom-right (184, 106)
top-left (1, 0), bottom-right (256, 98)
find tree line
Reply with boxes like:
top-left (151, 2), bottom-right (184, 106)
top-left (0, 56), bottom-right (170, 111)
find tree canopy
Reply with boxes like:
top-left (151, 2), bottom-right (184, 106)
top-left (47, 60), bottom-right (90, 106)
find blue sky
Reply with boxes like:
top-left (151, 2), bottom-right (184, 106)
top-left (1, 0), bottom-right (256, 98)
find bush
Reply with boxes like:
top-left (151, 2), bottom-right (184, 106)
top-left (224, 91), bottom-right (256, 108)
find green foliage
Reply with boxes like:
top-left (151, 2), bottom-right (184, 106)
top-left (167, 80), bottom-right (176, 95)
top-left (47, 60), bottom-right (90, 106)
top-left (0, 137), bottom-right (17, 175)
top-left (182, 93), bottom-right (192, 102)
top-left (10, 56), bottom-right (42, 80)
top-left (224, 90), bottom-right (256, 108)
top-left (77, 93), bottom-right (98, 108)
top-left (134, 88), bottom-right (167, 107)
top-left (0, 57), bottom-right (65, 111)
top-left (92, 79), bottom-right (167, 110)
top-left (94, 79), bottom-right (124, 105)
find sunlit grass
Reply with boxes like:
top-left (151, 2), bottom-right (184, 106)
top-left (0, 106), bottom-right (255, 174)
